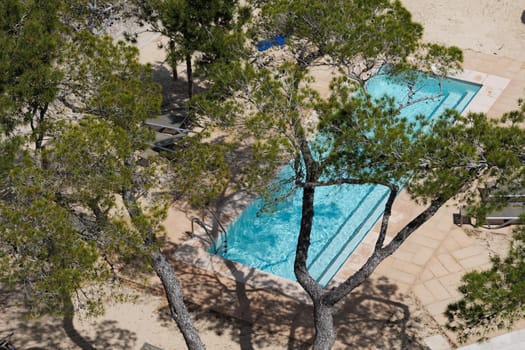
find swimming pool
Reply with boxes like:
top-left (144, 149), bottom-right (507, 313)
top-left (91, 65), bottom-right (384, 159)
top-left (212, 73), bottom-right (481, 287)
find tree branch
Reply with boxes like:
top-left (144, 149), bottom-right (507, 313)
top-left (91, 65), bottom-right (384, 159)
top-left (299, 178), bottom-right (388, 188)
top-left (374, 183), bottom-right (398, 251)
top-left (324, 198), bottom-right (445, 306)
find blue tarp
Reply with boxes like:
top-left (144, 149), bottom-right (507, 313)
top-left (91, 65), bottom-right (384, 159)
top-left (255, 35), bottom-right (287, 51)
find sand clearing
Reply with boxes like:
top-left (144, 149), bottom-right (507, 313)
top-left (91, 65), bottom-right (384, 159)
top-left (402, 0), bottom-right (525, 62)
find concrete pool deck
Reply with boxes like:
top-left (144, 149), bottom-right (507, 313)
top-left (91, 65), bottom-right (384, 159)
top-left (170, 49), bottom-right (525, 349)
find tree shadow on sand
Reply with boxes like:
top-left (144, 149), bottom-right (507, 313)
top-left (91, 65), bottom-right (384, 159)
top-left (0, 286), bottom-right (138, 350)
top-left (332, 277), bottom-right (433, 349)
top-left (149, 63), bottom-right (207, 115)
top-left (150, 63), bottom-right (189, 114)
top-left (166, 242), bottom-right (438, 349)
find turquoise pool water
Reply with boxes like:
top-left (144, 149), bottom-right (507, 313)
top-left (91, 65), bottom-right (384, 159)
top-left (213, 73), bottom-right (481, 287)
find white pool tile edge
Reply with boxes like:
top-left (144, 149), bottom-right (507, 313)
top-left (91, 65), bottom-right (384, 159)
top-left (452, 69), bottom-right (510, 115)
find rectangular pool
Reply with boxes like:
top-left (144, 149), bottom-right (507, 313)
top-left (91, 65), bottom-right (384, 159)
top-left (212, 73), bottom-right (481, 287)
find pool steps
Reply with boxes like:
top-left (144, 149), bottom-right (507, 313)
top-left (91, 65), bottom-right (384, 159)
top-left (307, 186), bottom-right (376, 270)
top-left (305, 186), bottom-right (375, 274)
top-left (310, 186), bottom-right (389, 286)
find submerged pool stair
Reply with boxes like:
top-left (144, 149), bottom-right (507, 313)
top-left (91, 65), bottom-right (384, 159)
top-left (305, 186), bottom-right (375, 272)
top-left (308, 185), bottom-right (390, 287)
top-left (425, 90), bottom-right (473, 122)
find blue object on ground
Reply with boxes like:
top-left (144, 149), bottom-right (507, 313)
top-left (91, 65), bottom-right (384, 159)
top-left (255, 39), bottom-right (271, 51)
top-left (272, 34), bottom-right (286, 46)
top-left (255, 35), bottom-right (287, 51)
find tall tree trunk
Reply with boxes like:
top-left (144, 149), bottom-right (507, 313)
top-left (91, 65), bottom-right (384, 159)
top-left (169, 40), bottom-right (178, 80)
top-left (294, 186), bottom-right (322, 296)
top-left (122, 191), bottom-right (205, 350)
top-left (35, 103), bottom-right (49, 151)
top-left (186, 53), bottom-right (193, 100)
top-left (151, 250), bottom-right (206, 350)
top-left (294, 185), bottom-right (337, 348)
top-left (313, 300), bottom-right (335, 350)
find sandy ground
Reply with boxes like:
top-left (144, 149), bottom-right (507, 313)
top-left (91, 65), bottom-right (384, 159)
top-left (401, 0), bottom-right (525, 62)
top-left (2, 2), bottom-right (525, 350)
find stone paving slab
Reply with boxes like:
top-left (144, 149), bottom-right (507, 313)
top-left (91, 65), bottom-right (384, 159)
top-left (427, 257), bottom-right (450, 278)
top-left (437, 254), bottom-right (464, 273)
top-left (424, 280), bottom-right (451, 301)
top-left (451, 246), bottom-right (486, 260)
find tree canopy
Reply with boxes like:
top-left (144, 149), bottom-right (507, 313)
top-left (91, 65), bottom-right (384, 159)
top-left (446, 228), bottom-right (525, 343)
top-left (0, 0), bottom-right (524, 349)
top-left (0, 1), bottom-right (205, 348)
top-left (134, 0), bottom-right (251, 99)
top-left (0, 0), bottom-right (63, 148)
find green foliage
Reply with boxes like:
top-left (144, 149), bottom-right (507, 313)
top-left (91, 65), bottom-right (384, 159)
top-left (0, 0), bottom-right (63, 137)
top-left (502, 98), bottom-right (525, 124)
top-left (135, 0), bottom-right (251, 100)
top-left (316, 77), bottom-right (420, 184)
top-left (60, 0), bottom-right (131, 33)
top-left (446, 228), bottom-right (525, 342)
top-left (46, 118), bottom-right (133, 207)
top-left (139, 0), bottom-right (250, 60)
top-left (45, 117), bottom-right (163, 261)
top-left (63, 32), bottom-right (162, 129)
top-left (0, 116), bottom-right (164, 315)
top-left (408, 110), bottom-right (525, 209)
top-left (0, 1), bottom-right (167, 317)
top-left (0, 155), bottom-right (107, 316)
top-left (258, 0), bottom-right (420, 69)
top-left (167, 132), bottom-right (233, 207)
top-left (414, 44), bottom-right (463, 77)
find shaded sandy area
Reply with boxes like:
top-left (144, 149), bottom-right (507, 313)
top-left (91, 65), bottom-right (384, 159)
top-left (0, 276), bottom-right (441, 350)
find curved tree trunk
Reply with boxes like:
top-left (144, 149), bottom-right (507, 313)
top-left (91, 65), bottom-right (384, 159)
top-left (151, 250), bottom-right (206, 350)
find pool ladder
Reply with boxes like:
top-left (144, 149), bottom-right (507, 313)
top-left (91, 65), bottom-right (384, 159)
top-left (190, 209), bottom-right (228, 254)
